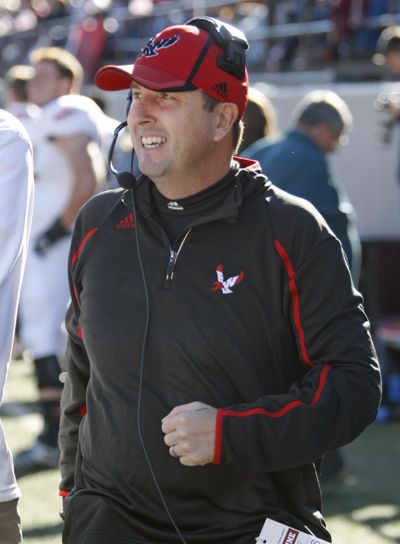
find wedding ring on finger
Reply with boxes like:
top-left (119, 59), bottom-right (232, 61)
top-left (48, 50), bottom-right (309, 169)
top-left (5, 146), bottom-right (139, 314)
top-left (170, 445), bottom-right (178, 458)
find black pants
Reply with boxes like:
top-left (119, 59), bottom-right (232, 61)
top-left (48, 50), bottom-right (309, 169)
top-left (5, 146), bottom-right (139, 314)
top-left (62, 489), bottom-right (265, 544)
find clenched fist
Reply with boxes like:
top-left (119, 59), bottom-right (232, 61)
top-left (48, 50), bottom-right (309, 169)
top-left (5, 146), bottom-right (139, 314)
top-left (161, 401), bottom-right (217, 466)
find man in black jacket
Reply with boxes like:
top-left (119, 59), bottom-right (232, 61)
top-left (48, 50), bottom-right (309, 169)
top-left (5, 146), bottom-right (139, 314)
top-left (59, 17), bottom-right (381, 544)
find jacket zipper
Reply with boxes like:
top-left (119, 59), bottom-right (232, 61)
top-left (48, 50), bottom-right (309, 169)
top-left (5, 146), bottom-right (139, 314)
top-left (164, 228), bottom-right (192, 288)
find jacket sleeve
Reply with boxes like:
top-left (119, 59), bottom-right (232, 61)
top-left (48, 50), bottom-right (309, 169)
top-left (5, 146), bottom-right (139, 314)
top-left (59, 239), bottom-right (90, 494)
top-left (0, 126), bottom-right (33, 395)
top-left (214, 210), bottom-right (381, 472)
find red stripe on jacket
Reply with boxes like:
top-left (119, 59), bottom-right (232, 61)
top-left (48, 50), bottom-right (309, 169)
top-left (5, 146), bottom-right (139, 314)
top-left (213, 364), bottom-right (332, 464)
top-left (274, 239), bottom-right (313, 367)
top-left (71, 228), bottom-right (98, 341)
top-left (71, 227), bottom-right (98, 266)
top-left (72, 282), bottom-right (80, 309)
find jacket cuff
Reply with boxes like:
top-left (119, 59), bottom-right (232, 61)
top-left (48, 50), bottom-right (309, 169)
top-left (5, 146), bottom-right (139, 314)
top-left (59, 489), bottom-right (70, 497)
top-left (213, 408), bottom-right (224, 464)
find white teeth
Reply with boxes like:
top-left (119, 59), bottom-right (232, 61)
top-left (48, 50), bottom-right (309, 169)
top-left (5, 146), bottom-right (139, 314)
top-left (141, 136), bottom-right (166, 147)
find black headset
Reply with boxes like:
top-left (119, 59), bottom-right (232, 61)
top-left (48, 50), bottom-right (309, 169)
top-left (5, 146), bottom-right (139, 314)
top-left (107, 91), bottom-right (135, 189)
top-left (107, 16), bottom-right (248, 190)
top-left (187, 16), bottom-right (248, 80)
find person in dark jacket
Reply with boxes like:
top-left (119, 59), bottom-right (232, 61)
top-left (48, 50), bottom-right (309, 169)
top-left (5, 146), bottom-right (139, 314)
top-left (58, 17), bottom-right (381, 544)
top-left (245, 90), bottom-right (361, 283)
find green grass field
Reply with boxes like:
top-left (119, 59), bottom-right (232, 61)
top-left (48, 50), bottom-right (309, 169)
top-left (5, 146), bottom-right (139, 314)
top-left (2, 357), bottom-right (400, 544)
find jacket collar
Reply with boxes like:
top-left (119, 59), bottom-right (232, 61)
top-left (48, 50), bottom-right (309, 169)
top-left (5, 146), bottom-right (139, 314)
top-left (120, 157), bottom-right (266, 226)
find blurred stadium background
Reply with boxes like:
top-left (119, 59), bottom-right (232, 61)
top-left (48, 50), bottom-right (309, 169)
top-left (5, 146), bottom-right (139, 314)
top-left (0, 0), bottom-right (399, 83)
top-left (1, 1), bottom-right (400, 543)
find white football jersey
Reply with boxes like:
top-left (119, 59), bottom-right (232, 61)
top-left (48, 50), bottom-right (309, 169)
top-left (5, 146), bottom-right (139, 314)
top-left (0, 109), bottom-right (34, 501)
top-left (6, 101), bottom-right (41, 140)
top-left (30, 94), bottom-right (116, 236)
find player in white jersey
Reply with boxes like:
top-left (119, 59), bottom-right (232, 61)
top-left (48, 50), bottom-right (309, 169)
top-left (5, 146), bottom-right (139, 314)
top-left (0, 109), bottom-right (34, 543)
top-left (14, 47), bottom-right (112, 477)
top-left (4, 65), bottom-right (41, 139)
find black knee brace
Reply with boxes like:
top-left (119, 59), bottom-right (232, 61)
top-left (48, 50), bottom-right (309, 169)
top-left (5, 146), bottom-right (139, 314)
top-left (34, 355), bottom-right (63, 389)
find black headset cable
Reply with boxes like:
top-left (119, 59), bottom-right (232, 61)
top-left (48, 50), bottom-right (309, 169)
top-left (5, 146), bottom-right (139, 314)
top-left (131, 187), bottom-right (188, 544)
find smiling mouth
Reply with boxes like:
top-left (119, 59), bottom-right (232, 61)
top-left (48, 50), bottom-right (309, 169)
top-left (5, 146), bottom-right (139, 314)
top-left (141, 136), bottom-right (167, 148)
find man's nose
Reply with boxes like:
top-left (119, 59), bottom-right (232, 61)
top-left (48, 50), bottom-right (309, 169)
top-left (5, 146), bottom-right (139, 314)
top-left (130, 98), bottom-right (154, 124)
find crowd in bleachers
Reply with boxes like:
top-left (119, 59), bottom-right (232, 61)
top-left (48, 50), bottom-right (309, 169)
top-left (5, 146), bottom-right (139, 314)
top-left (1, 0), bottom-right (400, 84)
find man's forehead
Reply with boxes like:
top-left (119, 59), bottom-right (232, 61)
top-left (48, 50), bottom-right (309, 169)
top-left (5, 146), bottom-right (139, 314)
top-left (129, 81), bottom-right (200, 98)
top-left (34, 60), bottom-right (57, 72)
top-left (129, 82), bottom-right (170, 97)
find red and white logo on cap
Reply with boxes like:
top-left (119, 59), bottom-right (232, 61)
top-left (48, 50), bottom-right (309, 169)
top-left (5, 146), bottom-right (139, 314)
top-left (138, 35), bottom-right (180, 58)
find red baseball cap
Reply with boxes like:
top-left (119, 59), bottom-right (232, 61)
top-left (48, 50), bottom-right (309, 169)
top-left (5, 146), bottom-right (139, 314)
top-left (95, 22), bottom-right (248, 116)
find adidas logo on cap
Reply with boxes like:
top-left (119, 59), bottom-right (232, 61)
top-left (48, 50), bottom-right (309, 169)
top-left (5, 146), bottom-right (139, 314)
top-left (212, 81), bottom-right (228, 99)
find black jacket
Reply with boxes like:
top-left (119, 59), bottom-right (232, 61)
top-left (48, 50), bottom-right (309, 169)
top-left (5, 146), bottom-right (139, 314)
top-left (59, 159), bottom-right (381, 543)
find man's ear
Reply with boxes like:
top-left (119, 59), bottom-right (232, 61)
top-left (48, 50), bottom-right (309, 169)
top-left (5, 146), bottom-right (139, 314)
top-left (214, 102), bottom-right (239, 142)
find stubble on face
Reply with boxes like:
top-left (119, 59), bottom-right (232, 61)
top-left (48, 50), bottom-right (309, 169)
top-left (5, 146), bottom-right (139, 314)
top-left (128, 87), bottom-right (221, 198)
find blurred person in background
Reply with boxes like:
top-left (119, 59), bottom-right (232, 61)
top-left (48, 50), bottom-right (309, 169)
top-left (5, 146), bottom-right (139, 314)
top-left (67, 9), bottom-right (108, 82)
top-left (245, 90), bottom-right (361, 492)
top-left (329, 0), bottom-right (368, 57)
top-left (264, 0), bottom-right (303, 72)
top-left (238, 85), bottom-right (279, 154)
top-left (13, 46), bottom-right (108, 478)
top-left (371, 24), bottom-right (400, 422)
top-left (0, 109), bottom-right (34, 544)
top-left (245, 89), bottom-right (360, 283)
top-left (4, 65), bottom-right (41, 135)
top-left (374, 24), bottom-right (400, 79)
top-left (3, 65), bottom-right (41, 362)
top-left (373, 25), bottom-right (400, 184)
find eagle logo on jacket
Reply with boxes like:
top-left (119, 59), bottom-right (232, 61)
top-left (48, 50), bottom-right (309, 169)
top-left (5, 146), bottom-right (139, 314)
top-left (211, 264), bottom-right (244, 295)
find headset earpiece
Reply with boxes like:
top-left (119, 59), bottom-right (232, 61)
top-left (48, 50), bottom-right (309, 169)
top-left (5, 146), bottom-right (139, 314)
top-left (186, 16), bottom-right (248, 80)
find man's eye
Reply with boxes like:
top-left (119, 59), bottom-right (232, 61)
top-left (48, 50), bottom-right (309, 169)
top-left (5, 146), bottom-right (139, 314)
top-left (161, 93), bottom-right (172, 100)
